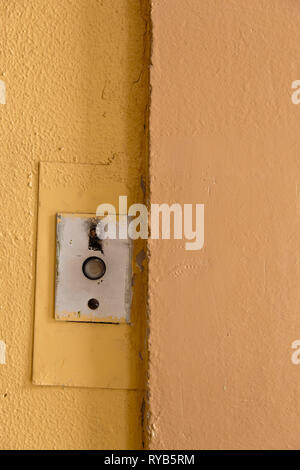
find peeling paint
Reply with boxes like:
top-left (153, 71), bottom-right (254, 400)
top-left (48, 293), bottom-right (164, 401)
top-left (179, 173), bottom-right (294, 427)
top-left (136, 249), bottom-right (146, 273)
top-left (88, 218), bottom-right (103, 253)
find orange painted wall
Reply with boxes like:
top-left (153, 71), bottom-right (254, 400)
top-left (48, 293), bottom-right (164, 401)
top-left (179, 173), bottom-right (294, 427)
top-left (149, 0), bottom-right (300, 449)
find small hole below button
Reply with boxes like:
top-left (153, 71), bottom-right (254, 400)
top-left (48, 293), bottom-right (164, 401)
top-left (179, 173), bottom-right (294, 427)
top-left (88, 298), bottom-right (99, 310)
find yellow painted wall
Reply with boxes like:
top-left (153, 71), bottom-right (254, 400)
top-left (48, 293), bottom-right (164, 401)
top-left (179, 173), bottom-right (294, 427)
top-left (0, 0), bottom-right (149, 449)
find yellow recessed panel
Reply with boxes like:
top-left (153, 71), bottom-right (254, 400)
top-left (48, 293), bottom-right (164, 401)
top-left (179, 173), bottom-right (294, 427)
top-left (32, 162), bottom-right (146, 389)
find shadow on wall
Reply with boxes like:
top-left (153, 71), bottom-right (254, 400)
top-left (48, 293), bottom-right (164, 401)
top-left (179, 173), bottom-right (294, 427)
top-left (82, 0), bottom-right (151, 449)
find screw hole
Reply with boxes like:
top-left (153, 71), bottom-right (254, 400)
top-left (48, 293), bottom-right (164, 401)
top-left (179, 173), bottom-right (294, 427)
top-left (88, 298), bottom-right (99, 310)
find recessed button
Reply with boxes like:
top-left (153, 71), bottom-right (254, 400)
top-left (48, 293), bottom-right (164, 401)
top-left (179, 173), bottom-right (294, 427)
top-left (82, 256), bottom-right (106, 280)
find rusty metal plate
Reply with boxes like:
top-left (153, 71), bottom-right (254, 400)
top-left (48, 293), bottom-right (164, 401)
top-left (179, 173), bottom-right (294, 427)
top-left (55, 213), bottom-right (132, 323)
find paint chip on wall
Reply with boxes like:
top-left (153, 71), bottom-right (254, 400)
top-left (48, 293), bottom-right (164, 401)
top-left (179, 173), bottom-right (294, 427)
top-left (0, 341), bottom-right (6, 364)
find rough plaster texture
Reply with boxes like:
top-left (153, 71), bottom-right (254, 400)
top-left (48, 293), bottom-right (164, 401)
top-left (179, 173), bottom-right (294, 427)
top-left (0, 0), bottom-right (149, 449)
top-left (149, 0), bottom-right (300, 449)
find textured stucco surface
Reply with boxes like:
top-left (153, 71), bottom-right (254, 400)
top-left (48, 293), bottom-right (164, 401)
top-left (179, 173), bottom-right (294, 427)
top-left (0, 0), bottom-right (149, 449)
top-left (149, 0), bottom-right (300, 449)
